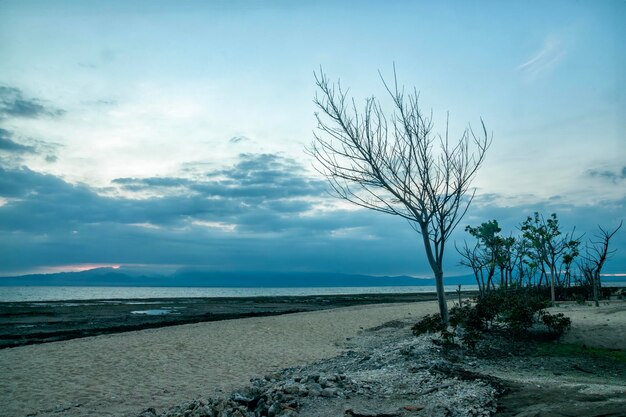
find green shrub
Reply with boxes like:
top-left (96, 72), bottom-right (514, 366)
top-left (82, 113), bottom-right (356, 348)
top-left (498, 290), bottom-right (549, 334)
top-left (540, 312), bottom-right (571, 336)
top-left (449, 304), bottom-right (484, 330)
top-left (415, 288), bottom-right (571, 349)
top-left (411, 313), bottom-right (445, 336)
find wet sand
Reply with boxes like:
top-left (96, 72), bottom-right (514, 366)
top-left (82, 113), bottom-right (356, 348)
top-left (0, 292), bottom-right (466, 348)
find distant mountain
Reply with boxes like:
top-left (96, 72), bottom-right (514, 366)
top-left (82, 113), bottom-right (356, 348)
top-left (0, 268), bottom-right (478, 287)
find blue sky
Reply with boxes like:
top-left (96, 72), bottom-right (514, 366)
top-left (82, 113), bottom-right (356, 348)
top-left (0, 0), bottom-right (624, 277)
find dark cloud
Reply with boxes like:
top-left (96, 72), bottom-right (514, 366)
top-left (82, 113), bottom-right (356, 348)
top-left (0, 155), bottom-right (624, 276)
top-left (116, 153), bottom-right (326, 202)
top-left (0, 86), bottom-right (65, 119)
top-left (587, 166), bottom-right (626, 182)
top-left (0, 128), bottom-right (35, 154)
top-left (0, 154), bottom-right (328, 234)
top-left (0, 154), bottom-right (426, 275)
top-left (0, 128), bottom-right (61, 164)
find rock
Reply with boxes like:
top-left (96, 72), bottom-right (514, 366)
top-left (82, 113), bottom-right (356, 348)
top-left (265, 372), bottom-right (282, 381)
top-left (308, 382), bottom-right (322, 391)
top-left (137, 408), bottom-right (158, 417)
top-left (320, 388), bottom-right (338, 397)
top-left (283, 384), bottom-right (300, 395)
top-left (254, 398), bottom-right (267, 413)
top-left (231, 392), bottom-right (254, 405)
top-left (308, 388), bottom-right (321, 397)
top-left (268, 403), bottom-right (281, 417)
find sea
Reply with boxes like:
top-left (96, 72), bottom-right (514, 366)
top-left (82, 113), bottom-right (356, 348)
top-left (0, 285), bottom-right (479, 302)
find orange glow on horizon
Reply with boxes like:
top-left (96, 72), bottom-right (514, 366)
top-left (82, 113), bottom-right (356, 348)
top-left (36, 264), bottom-right (122, 274)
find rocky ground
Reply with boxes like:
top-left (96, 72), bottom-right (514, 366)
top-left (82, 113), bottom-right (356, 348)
top-left (131, 317), bottom-right (626, 417)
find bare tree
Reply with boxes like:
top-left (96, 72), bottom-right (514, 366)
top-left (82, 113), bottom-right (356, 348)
top-left (309, 68), bottom-right (490, 324)
top-left (456, 240), bottom-right (488, 296)
top-left (579, 221), bottom-right (623, 307)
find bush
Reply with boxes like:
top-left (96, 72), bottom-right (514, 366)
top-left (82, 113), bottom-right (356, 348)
top-left (540, 312), bottom-right (571, 336)
top-left (449, 304), bottom-right (484, 331)
top-left (413, 288), bottom-right (571, 350)
top-left (497, 290), bottom-right (549, 334)
top-left (411, 313), bottom-right (445, 336)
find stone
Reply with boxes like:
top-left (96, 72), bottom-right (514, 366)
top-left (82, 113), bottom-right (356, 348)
top-left (231, 392), bottom-right (254, 405)
top-left (137, 408), bottom-right (158, 417)
top-left (320, 388), bottom-right (338, 397)
top-left (308, 382), bottom-right (322, 391)
top-left (282, 384), bottom-right (300, 395)
top-left (268, 403), bottom-right (281, 417)
top-left (308, 388), bottom-right (321, 397)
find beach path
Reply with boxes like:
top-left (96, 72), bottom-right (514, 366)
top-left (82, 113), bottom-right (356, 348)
top-left (0, 301), bottom-right (438, 417)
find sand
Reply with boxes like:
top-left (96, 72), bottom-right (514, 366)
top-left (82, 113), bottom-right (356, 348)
top-left (1, 300), bottom-right (624, 417)
top-left (0, 302), bottom-right (439, 417)
top-left (552, 301), bottom-right (626, 350)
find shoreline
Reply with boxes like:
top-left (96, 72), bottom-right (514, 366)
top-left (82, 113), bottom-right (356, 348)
top-left (0, 300), bottom-right (624, 417)
top-left (0, 291), bottom-right (478, 349)
top-left (0, 301), bottom-right (441, 417)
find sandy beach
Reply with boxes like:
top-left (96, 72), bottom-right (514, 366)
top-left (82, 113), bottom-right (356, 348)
top-left (555, 301), bottom-right (626, 350)
top-left (0, 301), bottom-right (439, 417)
top-left (1, 300), bottom-right (624, 417)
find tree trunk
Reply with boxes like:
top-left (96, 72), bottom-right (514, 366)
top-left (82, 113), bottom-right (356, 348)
top-left (420, 226), bottom-right (449, 325)
top-left (434, 269), bottom-right (449, 325)
top-left (593, 272), bottom-right (599, 307)
top-left (550, 267), bottom-right (556, 305)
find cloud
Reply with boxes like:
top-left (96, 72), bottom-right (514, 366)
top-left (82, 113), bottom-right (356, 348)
top-left (0, 155), bottom-right (624, 276)
top-left (229, 135), bottom-right (249, 144)
top-left (0, 86), bottom-right (65, 119)
top-left (0, 128), bottom-right (35, 154)
top-left (115, 153), bottom-right (326, 202)
top-left (518, 37), bottom-right (566, 79)
top-left (0, 128), bottom-right (61, 165)
top-left (0, 154), bottom-right (426, 275)
top-left (587, 166), bottom-right (626, 183)
top-left (0, 154), bottom-right (330, 234)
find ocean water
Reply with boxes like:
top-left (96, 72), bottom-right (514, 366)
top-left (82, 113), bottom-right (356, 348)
top-left (0, 285), bottom-right (479, 302)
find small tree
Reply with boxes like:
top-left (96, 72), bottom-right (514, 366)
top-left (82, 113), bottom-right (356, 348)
top-left (309, 68), bottom-right (490, 325)
top-left (579, 221), bottom-right (623, 306)
top-left (457, 240), bottom-right (488, 295)
top-left (460, 220), bottom-right (502, 294)
top-left (521, 213), bottom-right (578, 304)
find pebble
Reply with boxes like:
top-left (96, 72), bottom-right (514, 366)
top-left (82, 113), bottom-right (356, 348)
top-left (133, 333), bottom-right (498, 417)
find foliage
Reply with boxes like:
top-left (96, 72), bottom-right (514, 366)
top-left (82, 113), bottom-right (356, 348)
top-left (540, 312), bottom-right (571, 335)
top-left (411, 313), bottom-right (445, 336)
top-left (456, 212), bottom-right (622, 307)
top-left (415, 288), bottom-right (571, 350)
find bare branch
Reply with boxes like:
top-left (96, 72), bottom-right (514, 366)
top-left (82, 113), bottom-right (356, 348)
top-left (308, 67), bottom-right (491, 324)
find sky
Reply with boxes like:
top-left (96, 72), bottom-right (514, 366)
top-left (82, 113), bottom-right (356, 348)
top-left (0, 0), bottom-right (625, 277)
